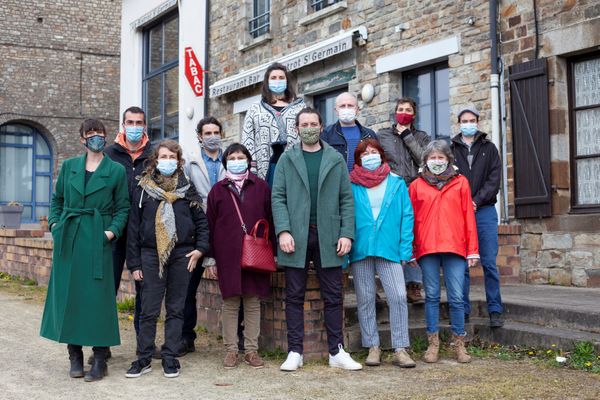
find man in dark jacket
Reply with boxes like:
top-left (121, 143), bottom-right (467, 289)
top-left (378, 97), bottom-right (431, 304)
top-left (321, 92), bottom-right (377, 171)
top-left (451, 107), bottom-right (504, 328)
top-left (105, 106), bottom-right (153, 335)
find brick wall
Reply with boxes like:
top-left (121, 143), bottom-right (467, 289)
top-left (0, 228), bottom-right (53, 285)
top-left (0, 0), bottom-right (122, 176)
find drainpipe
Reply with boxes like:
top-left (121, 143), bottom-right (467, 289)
top-left (204, 0), bottom-right (210, 116)
top-left (500, 59), bottom-right (510, 223)
top-left (489, 0), bottom-right (502, 221)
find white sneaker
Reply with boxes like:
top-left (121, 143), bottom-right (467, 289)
top-left (329, 345), bottom-right (363, 370)
top-left (280, 351), bottom-right (303, 372)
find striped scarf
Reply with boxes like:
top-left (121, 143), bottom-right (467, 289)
top-left (139, 173), bottom-right (189, 278)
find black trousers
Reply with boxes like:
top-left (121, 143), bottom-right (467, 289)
top-left (112, 234), bottom-right (142, 334)
top-left (285, 227), bottom-right (343, 355)
top-left (137, 248), bottom-right (191, 361)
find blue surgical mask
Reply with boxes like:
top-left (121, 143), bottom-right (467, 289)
top-left (125, 126), bottom-right (144, 143)
top-left (85, 135), bottom-right (106, 153)
top-left (460, 123), bottom-right (478, 137)
top-left (227, 159), bottom-right (248, 174)
top-left (157, 159), bottom-right (178, 176)
top-left (361, 154), bottom-right (382, 171)
top-left (268, 80), bottom-right (287, 94)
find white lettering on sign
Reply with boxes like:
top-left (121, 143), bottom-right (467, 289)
top-left (209, 35), bottom-right (353, 97)
top-left (185, 47), bottom-right (203, 97)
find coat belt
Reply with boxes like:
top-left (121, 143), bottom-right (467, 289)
top-left (60, 207), bottom-right (112, 280)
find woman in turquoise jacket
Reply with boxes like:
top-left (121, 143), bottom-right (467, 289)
top-left (349, 138), bottom-right (415, 368)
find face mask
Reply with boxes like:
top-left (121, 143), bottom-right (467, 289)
top-left (268, 80), bottom-right (287, 94)
top-left (427, 159), bottom-right (449, 175)
top-left (125, 126), bottom-right (144, 143)
top-left (85, 135), bottom-right (106, 153)
top-left (298, 127), bottom-right (321, 145)
top-left (227, 159), bottom-right (248, 174)
top-left (202, 135), bottom-right (222, 151)
top-left (460, 123), bottom-right (478, 137)
top-left (157, 159), bottom-right (178, 176)
top-left (395, 113), bottom-right (414, 126)
top-left (338, 108), bottom-right (357, 124)
top-left (361, 154), bottom-right (382, 171)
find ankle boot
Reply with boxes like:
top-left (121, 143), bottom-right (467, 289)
top-left (453, 334), bottom-right (471, 363)
top-left (423, 333), bottom-right (439, 363)
top-left (67, 345), bottom-right (84, 378)
top-left (84, 348), bottom-right (108, 382)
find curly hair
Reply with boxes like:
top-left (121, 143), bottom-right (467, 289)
top-left (143, 139), bottom-right (185, 176)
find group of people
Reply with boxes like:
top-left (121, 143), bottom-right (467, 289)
top-left (40, 62), bottom-right (504, 382)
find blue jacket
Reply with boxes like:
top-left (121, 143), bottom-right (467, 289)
top-left (321, 120), bottom-right (377, 163)
top-left (349, 173), bottom-right (414, 264)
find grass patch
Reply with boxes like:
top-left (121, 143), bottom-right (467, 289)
top-left (410, 335), bottom-right (428, 355)
top-left (259, 347), bottom-right (288, 360)
top-left (116, 296), bottom-right (135, 313)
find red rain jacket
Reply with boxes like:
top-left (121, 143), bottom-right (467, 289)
top-left (408, 174), bottom-right (479, 260)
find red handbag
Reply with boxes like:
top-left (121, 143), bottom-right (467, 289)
top-left (229, 192), bottom-right (277, 273)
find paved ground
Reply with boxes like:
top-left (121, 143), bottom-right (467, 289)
top-left (1, 285), bottom-right (600, 400)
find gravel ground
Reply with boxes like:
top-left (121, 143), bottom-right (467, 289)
top-left (1, 283), bottom-right (599, 400)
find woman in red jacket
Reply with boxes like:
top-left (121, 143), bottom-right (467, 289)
top-left (408, 140), bottom-right (479, 364)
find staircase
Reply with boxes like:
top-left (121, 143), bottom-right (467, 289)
top-left (344, 281), bottom-right (600, 352)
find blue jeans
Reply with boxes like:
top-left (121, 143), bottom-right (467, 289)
top-left (463, 205), bottom-right (503, 315)
top-left (420, 253), bottom-right (466, 336)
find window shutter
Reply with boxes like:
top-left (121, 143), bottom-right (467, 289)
top-left (509, 58), bottom-right (552, 218)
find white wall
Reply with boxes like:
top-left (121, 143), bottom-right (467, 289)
top-left (120, 0), bottom-right (207, 152)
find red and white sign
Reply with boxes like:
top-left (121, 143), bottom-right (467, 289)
top-left (184, 46), bottom-right (203, 97)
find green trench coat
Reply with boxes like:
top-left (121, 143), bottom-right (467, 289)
top-left (40, 154), bottom-right (129, 347)
top-left (272, 141), bottom-right (355, 268)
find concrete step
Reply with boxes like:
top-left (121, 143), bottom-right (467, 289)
top-left (472, 318), bottom-right (600, 352)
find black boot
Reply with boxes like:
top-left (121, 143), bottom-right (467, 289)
top-left (67, 345), bottom-right (84, 378)
top-left (87, 347), bottom-right (112, 365)
top-left (84, 347), bottom-right (108, 382)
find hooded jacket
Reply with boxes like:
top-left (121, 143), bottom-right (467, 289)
top-left (451, 131), bottom-right (501, 208)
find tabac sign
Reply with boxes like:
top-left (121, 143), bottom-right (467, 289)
top-left (185, 47), bottom-right (203, 97)
top-left (209, 29), bottom-right (364, 97)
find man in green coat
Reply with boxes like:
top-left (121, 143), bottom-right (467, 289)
top-left (272, 107), bottom-right (362, 372)
top-left (40, 119), bottom-right (130, 382)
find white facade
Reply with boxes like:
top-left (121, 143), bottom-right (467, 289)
top-left (120, 0), bottom-right (207, 151)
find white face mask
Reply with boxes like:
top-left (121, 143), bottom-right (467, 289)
top-left (338, 108), bottom-right (357, 124)
top-left (427, 159), bottom-right (449, 175)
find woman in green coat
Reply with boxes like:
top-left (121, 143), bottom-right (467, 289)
top-left (40, 119), bottom-right (130, 382)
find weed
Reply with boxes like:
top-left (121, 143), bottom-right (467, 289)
top-left (116, 296), bottom-right (135, 313)
top-left (194, 324), bottom-right (208, 334)
top-left (410, 335), bottom-right (428, 354)
top-left (259, 347), bottom-right (288, 360)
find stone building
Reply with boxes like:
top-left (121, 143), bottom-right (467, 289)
top-left (0, 0), bottom-right (122, 223)
top-left (206, 0), bottom-right (600, 288)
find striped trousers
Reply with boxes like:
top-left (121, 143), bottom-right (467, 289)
top-left (351, 257), bottom-right (410, 349)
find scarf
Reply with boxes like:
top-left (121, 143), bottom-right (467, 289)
top-left (420, 165), bottom-right (458, 190)
top-left (225, 170), bottom-right (249, 193)
top-left (139, 172), bottom-right (189, 278)
top-left (115, 131), bottom-right (149, 161)
top-left (350, 163), bottom-right (391, 188)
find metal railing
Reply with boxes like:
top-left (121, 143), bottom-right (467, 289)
top-left (249, 10), bottom-right (270, 38)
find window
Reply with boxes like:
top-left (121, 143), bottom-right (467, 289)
top-left (314, 87), bottom-right (348, 128)
top-left (402, 63), bottom-right (450, 139)
top-left (0, 123), bottom-right (52, 222)
top-left (249, 0), bottom-right (270, 39)
top-left (569, 54), bottom-right (600, 210)
top-left (311, 0), bottom-right (341, 12)
top-left (143, 12), bottom-right (179, 141)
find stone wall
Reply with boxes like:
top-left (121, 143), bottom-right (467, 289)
top-left (208, 0), bottom-right (495, 138)
top-left (498, 1), bottom-right (600, 287)
top-left (0, 0), bottom-right (122, 174)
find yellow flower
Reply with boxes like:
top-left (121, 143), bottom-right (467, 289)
top-left (546, 350), bottom-right (553, 354)
top-left (551, 344), bottom-right (557, 348)
top-left (585, 362), bottom-right (592, 367)
top-left (528, 351), bottom-right (534, 356)
top-left (128, 315), bottom-right (134, 321)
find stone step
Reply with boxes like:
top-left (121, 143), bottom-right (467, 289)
top-left (473, 318), bottom-right (600, 353)
top-left (345, 318), bottom-right (600, 353)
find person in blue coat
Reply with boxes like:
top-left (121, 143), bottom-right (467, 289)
top-left (348, 138), bottom-right (416, 368)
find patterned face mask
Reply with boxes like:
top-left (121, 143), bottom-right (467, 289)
top-left (426, 159), bottom-right (449, 175)
top-left (85, 135), bottom-right (106, 152)
top-left (298, 127), bottom-right (321, 145)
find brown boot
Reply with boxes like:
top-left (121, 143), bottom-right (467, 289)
top-left (406, 283), bottom-right (424, 304)
top-left (423, 333), bottom-right (439, 363)
top-left (453, 334), bottom-right (471, 363)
